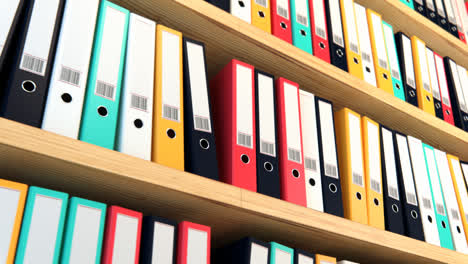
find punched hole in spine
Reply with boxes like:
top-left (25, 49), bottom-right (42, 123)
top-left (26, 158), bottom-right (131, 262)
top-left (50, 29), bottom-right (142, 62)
top-left (167, 128), bottom-right (176, 139)
top-left (241, 154), bottom-right (250, 164)
top-left (356, 192), bottom-right (362, 200)
top-left (281, 22), bottom-right (287, 29)
top-left (134, 119), bottom-right (143, 129)
top-left (264, 162), bottom-right (273, 172)
top-left (292, 169), bottom-right (300, 178)
top-left (374, 198), bottom-right (379, 206)
top-left (258, 11), bottom-right (265, 18)
top-left (97, 106), bottom-right (108, 117)
top-left (238, 0), bottom-right (245, 7)
top-left (329, 183), bottom-right (337, 193)
top-left (61, 93), bottom-right (72, 103)
top-left (22, 80), bottom-right (36, 93)
top-left (199, 139), bottom-right (210, 150)
top-left (411, 210), bottom-right (418, 219)
top-left (392, 204), bottom-right (399, 213)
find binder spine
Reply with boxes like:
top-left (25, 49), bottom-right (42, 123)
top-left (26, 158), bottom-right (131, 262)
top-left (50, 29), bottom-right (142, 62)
top-left (324, 0), bottom-right (347, 71)
top-left (290, 0), bottom-right (313, 53)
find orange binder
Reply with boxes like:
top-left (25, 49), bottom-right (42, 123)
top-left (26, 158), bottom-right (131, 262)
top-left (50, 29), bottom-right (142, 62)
top-left (251, 0), bottom-right (271, 33)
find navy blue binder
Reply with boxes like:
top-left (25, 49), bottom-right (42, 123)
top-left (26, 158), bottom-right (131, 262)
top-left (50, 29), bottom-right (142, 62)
top-left (206, 0), bottom-right (230, 12)
top-left (444, 56), bottom-right (468, 131)
top-left (395, 32), bottom-right (419, 108)
top-left (216, 237), bottom-right (270, 264)
top-left (140, 216), bottom-right (178, 264)
top-left (424, 0), bottom-right (438, 25)
top-left (324, 0), bottom-right (348, 72)
top-left (294, 249), bottom-right (315, 264)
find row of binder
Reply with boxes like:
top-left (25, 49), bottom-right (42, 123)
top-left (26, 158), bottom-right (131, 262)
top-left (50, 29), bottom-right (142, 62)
top-left (399, 0), bottom-right (468, 43)
top-left (0, 178), bottom-right (211, 264)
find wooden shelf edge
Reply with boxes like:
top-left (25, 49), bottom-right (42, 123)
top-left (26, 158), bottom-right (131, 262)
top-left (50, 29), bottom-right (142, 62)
top-left (0, 118), bottom-right (466, 264)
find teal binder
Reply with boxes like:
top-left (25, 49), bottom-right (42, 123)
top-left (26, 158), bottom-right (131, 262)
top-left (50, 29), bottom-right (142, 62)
top-left (60, 197), bottom-right (107, 264)
top-left (400, 0), bottom-right (414, 9)
top-left (15, 187), bottom-right (69, 264)
top-left (290, 0), bottom-right (313, 54)
top-left (422, 144), bottom-right (454, 250)
top-left (269, 242), bottom-right (294, 264)
top-left (382, 21), bottom-right (406, 101)
top-left (79, 0), bottom-right (130, 149)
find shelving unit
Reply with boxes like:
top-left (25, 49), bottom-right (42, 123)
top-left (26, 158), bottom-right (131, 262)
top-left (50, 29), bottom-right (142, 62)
top-left (3, 0), bottom-right (468, 263)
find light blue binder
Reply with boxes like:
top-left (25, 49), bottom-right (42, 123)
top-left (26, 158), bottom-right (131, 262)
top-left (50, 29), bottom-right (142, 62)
top-left (290, 0), bottom-right (313, 54)
top-left (382, 21), bottom-right (406, 101)
top-left (269, 242), bottom-right (294, 264)
top-left (400, 0), bottom-right (415, 9)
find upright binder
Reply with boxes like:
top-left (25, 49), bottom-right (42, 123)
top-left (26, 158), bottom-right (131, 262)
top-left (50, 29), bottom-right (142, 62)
top-left (210, 59), bottom-right (257, 191)
top-left (294, 249), bottom-right (315, 264)
top-left (457, 64), bottom-right (468, 132)
top-left (340, 0), bottom-right (363, 80)
top-left (334, 108), bottom-right (368, 224)
top-left (79, 1), bottom-right (130, 150)
top-left (205, 0), bottom-right (230, 12)
top-left (218, 237), bottom-right (270, 264)
top-left (116, 14), bottom-right (156, 160)
top-left (452, 0), bottom-right (467, 42)
top-left (102, 206), bottom-right (142, 264)
top-left (316, 97), bottom-right (343, 217)
top-left (400, 0), bottom-right (415, 9)
top-left (426, 48), bottom-right (444, 120)
top-left (447, 155), bottom-right (468, 248)
top-left (407, 136), bottom-right (440, 246)
top-left (0, 0), bottom-right (26, 73)
top-left (354, 2), bottom-right (377, 87)
top-left (177, 221), bottom-right (211, 264)
top-left (462, 161), bottom-right (468, 186)
top-left (393, 132), bottom-right (425, 241)
top-left (269, 242), bottom-right (293, 264)
top-left (324, 0), bottom-right (348, 71)
top-left (411, 36), bottom-right (436, 115)
top-left (15, 187), bottom-right (69, 264)
top-left (434, 150), bottom-right (468, 254)
top-left (231, 0), bottom-right (252, 23)
top-left (444, 57), bottom-right (468, 130)
top-left (0, 0), bottom-right (65, 127)
top-left (395, 32), bottom-right (418, 107)
top-left (383, 21), bottom-right (406, 101)
top-left (367, 9), bottom-right (393, 95)
top-left (140, 216), bottom-right (178, 264)
top-left (300, 90), bottom-right (324, 211)
top-left (276, 78), bottom-right (306, 206)
top-left (380, 126), bottom-right (405, 235)
top-left (183, 38), bottom-right (219, 181)
top-left (291, 0), bottom-right (313, 53)
top-left (255, 70), bottom-right (280, 198)
top-left (362, 117), bottom-right (385, 230)
top-left (414, 0), bottom-right (427, 16)
top-left (315, 254), bottom-right (336, 263)
top-left (434, 52), bottom-right (455, 125)
top-left (0, 179), bottom-right (27, 264)
top-left (425, 0), bottom-right (439, 25)
top-left (309, 0), bottom-right (331, 62)
top-left (422, 144), bottom-right (454, 250)
top-left (271, 0), bottom-right (292, 43)
top-left (41, 0), bottom-right (100, 139)
top-left (441, 0), bottom-right (460, 37)
top-left (252, 0), bottom-right (272, 33)
top-left (60, 197), bottom-right (107, 264)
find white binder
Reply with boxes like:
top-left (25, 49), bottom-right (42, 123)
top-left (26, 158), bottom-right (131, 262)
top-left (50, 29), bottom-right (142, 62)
top-left (462, 162), bottom-right (468, 186)
top-left (353, 3), bottom-right (377, 87)
top-left (231, 0), bottom-right (251, 23)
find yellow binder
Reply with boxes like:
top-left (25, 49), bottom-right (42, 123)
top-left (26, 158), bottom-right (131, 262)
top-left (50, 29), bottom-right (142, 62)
top-left (0, 179), bottom-right (28, 264)
top-left (366, 9), bottom-right (393, 95)
top-left (361, 116), bottom-right (385, 230)
top-left (447, 154), bottom-right (468, 244)
top-left (334, 108), bottom-right (368, 224)
top-left (153, 25), bottom-right (184, 170)
top-left (251, 0), bottom-right (271, 33)
top-left (316, 254), bottom-right (336, 264)
top-left (411, 36), bottom-right (436, 115)
top-left (340, 0), bottom-right (364, 80)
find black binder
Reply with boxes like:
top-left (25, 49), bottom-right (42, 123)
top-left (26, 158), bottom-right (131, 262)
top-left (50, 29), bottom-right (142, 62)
top-left (206, 0), bottom-right (230, 12)
top-left (425, 0), bottom-right (439, 25)
top-left (414, 0), bottom-right (427, 17)
top-left (441, 0), bottom-right (459, 38)
top-left (324, 0), bottom-right (348, 72)
top-left (0, 0), bottom-right (65, 127)
top-left (216, 237), bottom-right (270, 264)
top-left (140, 216), bottom-right (178, 264)
top-left (183, 37), bottom-right (219, 181)
top-left (255, 69), bottom-right (281, 199)
top-left (0, 0), bottom-right (27, 74)
top-left (395, 32), bottom-right (419, 108)
top-left (444, 56), bottom-right (468, 131)
top-left (294, 249), bottom-right (315, 264)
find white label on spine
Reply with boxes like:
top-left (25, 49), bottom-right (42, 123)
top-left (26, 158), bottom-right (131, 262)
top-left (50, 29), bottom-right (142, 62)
top-left (284, 82), bottom-right (302, 164)
top-left (298, 254), bottom-right (314, 264)
top-left (424, 147), bottom-right (446, 216)
top-left (416, 39), bottom-right (432, 93)
top-left (313, 0), bottom-right (327, 39)
top-left (383, 23), bottom-right (401, 81)
top-left (451, 158), bottom-right (468, 221)
top-left (295, 0), bottom-right (309, 27)
top-left (250, 243), bottom-right (269, 264)
top-left (456, 65), bottom-right (468, 114)
top-left (236, 64), bottom-right (254, 149)
top-left (427, 0), bottom-right (436, 12)
top-left (23, 195), bottom-right (63, 264)
top-left (258, 73), bottom-right (276, 157)
top-left (453, 0), bottom-right (463, 31)
top-left (396, 134), bottom-right (418, 206)
top-left (450, 61), bottom-right (468, 112)
top-left (367, 121), bottom-right (382, 193)
top-left (319, 100), bottom-right (339, 179)
top-left (402, 35), bottom-right (416, 88)
top-left (343, 0), bottom-right (359, 54)
top-left (426, 48), bottom-right (441, 100)
top-left (186, 41), bottom-right (212, 133)
top-left (255, 0), bottom-right (268, 8)
top-left (277, 0), bottom-right (290, 19)
top-left (382, 128), bottom-right (399, 200)
top-left (161, 30), bottom-right (181, 122)
top-left (187, 228), bottom-right (208, 264)
top-left (435, 0), bottom-right (446, 16)
top-left (354, 3), bottom-right (376, 86)
top-left (113, 214), bottom-right (139, 264)
top-left (443, 0), bottom-right (457, 23)
top-left (275, 248), bottom-right (291, 264)
top-left (415, 0), bottom-right (423, 4)
top-left (0, 187), bottom-right (20, 263)
top-left (300, 91), bottom-right (320, 173)
top-left (0, 0), bottom-right (21, 55)
top-left (349, 113), bottom-right (364, 187)
top-left (20, 0), bottom-right (60, 76)
top-left (69, 205), bottom-right (102, 264)
top-left (153, 222), bottom-right (175, 264)
top-left (370, 13), bottom-right (389, 70)
top-left (435, 55), bottom-right (452, 106)
top-left (329, 0), bottom-right (345, 47)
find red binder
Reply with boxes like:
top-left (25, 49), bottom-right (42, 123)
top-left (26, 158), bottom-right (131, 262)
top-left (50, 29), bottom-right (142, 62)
top-left (102, 206), bottom-right (142, 264)
top-left (276, 77), bottom-right (307, 206)
top-left (209, 59), bottom-right (257, 192)
top-left (270, 0), bottom-right (292, 43)
top-left (434, 52), bottom-right (455, 125)
top-left (309, 0), bottom-right (331, 62)
top-left (177, 221), bottom-right (211, 264)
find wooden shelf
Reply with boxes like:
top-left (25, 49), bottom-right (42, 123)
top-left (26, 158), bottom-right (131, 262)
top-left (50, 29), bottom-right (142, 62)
top-left (0, 118), bottom-right (466, 264)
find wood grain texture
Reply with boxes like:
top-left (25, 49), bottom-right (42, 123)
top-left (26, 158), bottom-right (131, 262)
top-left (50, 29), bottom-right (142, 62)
top-left (0, 118), bottom-right (467, 264)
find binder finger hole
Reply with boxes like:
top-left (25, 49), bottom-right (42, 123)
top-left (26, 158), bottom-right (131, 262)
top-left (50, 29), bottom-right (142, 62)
top-left (411, 210), bottom-right (418, 219)
top-left (383, 73), bottom-right (388, 80)
top-left (457, 226), bottom-right (461, 233)
top-left (392, 204), bottom-right (399, 213)
top-left (409, 90), bottom-right (416, 97)
top-left (199, 139), bottom-right (210, 150)
top-left (329, 183), bottom-right (337, 193)
top-left (241, 154), bottom-right (250, 164)
top-left (300, 29), bottom-right (306, 36)
top-left (264, 162), bottom-right (273, 172)
top-left (292, 169), bottom-right (300, 178)
top-left (356, 192), bottom-right (362, 200)
top-left (374, 198), bottom-right (379, 206)
top-left (452, 26), bottom-right (457, 32)
top-left (430, 13), bottom-right (436, 18)
top-left (97, 106), bottom-right (108, 117)
top-left (238, 0), bottom-right (245, 8)
top-left (442, 221), bottom-right (447, 229)
top-left (435, 102), bottom-right (441, 109)
top-left (464, 116), bottom-right (468, 121)
top-left (61, 93), bottom-right (72, 103)
top-left (167, 129), bottom-right (176, 139)
top-left (22, 80), bottom-right (36, 93)
top-left (309, 178), bottom-right (316, 186)
top-left (366, 67), bottom-right (371, 73)
top-left (425, 95), bottom-right (431, 102)
top-left (134, 119), bottom-right (143, 129)
top-left (337, 49), bottom-right (344, 58)
top-left (258, 11), bottom-right (265, 18)
top-left (353, 57), bottom-right (359, 64)
top-left (446, 110), bottom-right (451, 115)
top-left (280, 22), bottom-right (287, 29)
top-left (428, 215), bottom-right (433, 223)
top-left (319, 42), bottom-right (325, 49)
